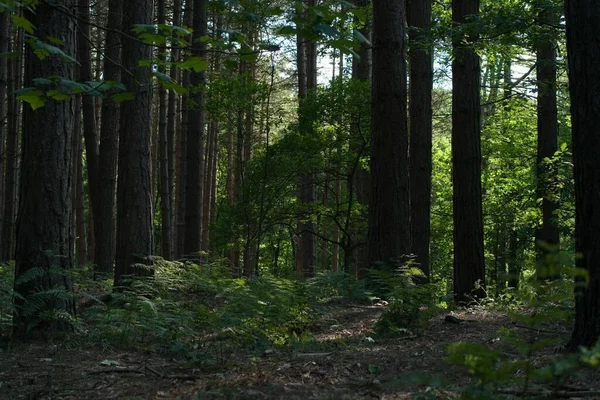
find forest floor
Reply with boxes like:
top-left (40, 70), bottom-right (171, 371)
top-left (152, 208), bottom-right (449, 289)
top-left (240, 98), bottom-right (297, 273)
top-left (0, 303), bottom-right (597, 399)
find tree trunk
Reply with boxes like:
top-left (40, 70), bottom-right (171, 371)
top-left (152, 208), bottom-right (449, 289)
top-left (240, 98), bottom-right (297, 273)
top-left (408, 0), bottom-right (434, 282)
top-left (368, 0), bottom-right (410, 268)
top-left (0, 13), bottom-right (15, 262)
top-left (114, 0), bottom-right (155, 282)
top-left (451, 0), bottom-right (486, 302)
top-left (158, 0), bottom-right (172, 260)
top-left (0, 11), bottom-right (8, 243)
top-left (183, 0), bottom-right (207, 256)
top-left (74, 101), bottom-right (87, 266)
top-left (95, 0), bottom-right (122, 274)
top-left (535, 2), bottom-right (560, 279)
top-left (167, 0), bottom-right (181, 251)
top-left (566, 0), bottom-right (600, 348)
top-left (13, 1), bottom-right (76, 335)
top-left (297, 0), bottom-right (317, 278)
top-left (350, 0), bottom-right (371, 278)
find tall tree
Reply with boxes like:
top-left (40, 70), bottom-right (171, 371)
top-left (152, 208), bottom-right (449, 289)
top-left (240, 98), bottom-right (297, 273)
top-left (114, 0), bottom-right (154, 282)
top-left (407, 0), bottom-right (434, 281)
top-left (296, 0), bottom-right (318, 277)
top-left (95, 0), bottom-right (122, 273)
top-left (452, 0), bottom-right (486, 302)
top-left (350, 0), bottom-right (370, 278)
top-left (566, 0), bottom-right (600, 348)
top-left (158, 0), bottom-right (173, 260)
top-left (1, 23), bottom-right (20, 262)
top-left (534, 0), bottom-right (560, 278)
top-left (368, 0), bottom-right (410, 267)
top-left (183, 0), bottom-right (207, 255)
top-left (13, 1), bottom-right (76, 335)
top-left (0, 10), bottom-right (8, 243)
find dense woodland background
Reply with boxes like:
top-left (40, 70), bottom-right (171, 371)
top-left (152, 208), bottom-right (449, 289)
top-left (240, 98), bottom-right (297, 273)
top-left (1, 0), bottom-right (600, 397)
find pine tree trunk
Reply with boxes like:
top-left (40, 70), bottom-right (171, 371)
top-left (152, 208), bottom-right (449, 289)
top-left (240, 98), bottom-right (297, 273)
top-left (452, 0), bottom-right (486, 302)
top-left (350, 0), bottom-right (371, 277)
top-left (1, 26), bottom-right (20, 262)
top-left (183, 0), bottom-right (207, 256)
top-left (13, 0), bottom-right (76, 335)
top-left (0, 11), bottom-right (8, 242)
top-left (95, 0), bottom-right (122, 273)
top-left (535, 3), bottom-right (560, 279)
top-left (408, 0), bottom-right (434, 281)
top-left (74, 101), bottom-right (87, 266)
top-left (158, 0), bottom-right (173, 260)
top-left (114, 0), bottom-right (155, 282)
top-left (566, 0), bottom-right (600, 348)
top-left (368, 0), bottom-right (410, 267)
top-left (167, 0), bottom-right (181, 250)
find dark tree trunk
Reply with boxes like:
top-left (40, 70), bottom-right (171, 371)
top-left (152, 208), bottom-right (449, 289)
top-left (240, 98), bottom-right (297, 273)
top-left (167, 0), bottom-right (181, 251)
top-left (368, 0), bottom-right (410, 267)
top-left (507, 227), bottom-right (519, 290)
top-left (451, 0), bottom-right (486, 302)
top-left (183, 0), bottom-right (207, 255)
top-left (350, 0), bottom-right (371, 278)
top-left (74, 101), bottom-right (87, 266)
top-left (408, 0), bottom-right (434, 282)
top-left (95, 0), bottom-right (122, 274)
top-left (1, 18), bottom-right (18, 262)
top-left (535, 2), bottom-right (560, 279)
top-left (77, 0), bottom-right (100, 266)
top-left (114, 0), bottom-right (154, 282)
top-left (297, 0), bottom-right (317, 277)
top-left (0, 11), bottom-right (8, 243)
top-left (13, 1), bottom-right (76, 335)
top-left (158, 0), bottom-right (172, 260)
top-left (566, 0), bottom-right (600, 348)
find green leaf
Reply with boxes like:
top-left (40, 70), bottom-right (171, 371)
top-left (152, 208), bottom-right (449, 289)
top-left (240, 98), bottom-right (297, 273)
top-left (353, 29), bottom-right (371, 45)
top-left (112, 92), bottom-right (135, 102)
top-left (16, 88), bottom-right (46, 110)
top-left (276, 25), bottom-right (296, 35)
top-left (179, 56), bottom-right (208, 72)
top-left (314, 24), bottom-right (339, 37)
top-left (12, 15), bottom-right (34, 34)
top-left (46, 90), bottom-right (70, 101)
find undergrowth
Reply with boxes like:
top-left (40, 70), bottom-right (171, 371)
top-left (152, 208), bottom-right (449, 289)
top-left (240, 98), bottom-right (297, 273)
top-left (0, 259), bottom-right (372, 366)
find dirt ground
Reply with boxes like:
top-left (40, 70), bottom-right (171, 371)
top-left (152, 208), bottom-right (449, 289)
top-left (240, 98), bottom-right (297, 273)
top-left (0, 305), bottom-right (596, 399)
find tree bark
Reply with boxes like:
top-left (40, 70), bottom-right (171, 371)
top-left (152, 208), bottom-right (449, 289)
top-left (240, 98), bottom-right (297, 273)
top-left (183, 0), bottom-right (207, 256)
top-left (535, 2), bottom-right (560, 279)
top-left (13, 0), bottom-right (76, 335)
top-left (95, 0), bottom-right (122, 274)
top-left (368, 0), bottom-right (410, 268)
top-left (158, 0), bottom-right (172, 260)
top-left (566, 0), bottom-right (600, 348)
top-left (408, 0), bottom-right (434, 282)
top-left (0, 11), bottom-right (8, 243)
top-left (167, 0), bottom-right (181, 252)
top-left (1, 24), bottom-right (21, 263)
top-left (451, 0), bottom-right (486, 302)
top-left (114, 0), bottom-right (155, 282)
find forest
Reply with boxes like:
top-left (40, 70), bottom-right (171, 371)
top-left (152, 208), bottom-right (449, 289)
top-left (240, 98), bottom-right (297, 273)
top-left (1, 0), bottom-right (600, 398)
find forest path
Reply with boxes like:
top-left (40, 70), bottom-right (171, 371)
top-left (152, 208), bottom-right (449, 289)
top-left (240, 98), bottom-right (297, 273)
top-left (0, 304), bottom-right (588, 399)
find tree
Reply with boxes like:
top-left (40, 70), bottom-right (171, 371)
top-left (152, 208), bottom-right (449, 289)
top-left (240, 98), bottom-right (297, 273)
top-left (95, 0), bottom-right (122, 273)
top-left (566, 0), bottom-right (600, 348)
top-left (158, 0), bottom-right (172, 260)
top-left (534, 0), bottom-right (560, 278)
top-left (407, 0), bottom-right (434, 281)
top-left (13, 1), bottom-right (77, 335)
top-left (368, 0), bottom-right (410, 267)
top-left (183, 0), bottom-right (207, 256)
top-left (452, 0), bottom-right (486, 302)
top-left (114, 0), bottom-right (155, 282)
top-left (350, 0), bottom-right (370, 277)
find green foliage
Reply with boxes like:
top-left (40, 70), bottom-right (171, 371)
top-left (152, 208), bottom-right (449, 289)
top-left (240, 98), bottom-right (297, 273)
top-left (369, 260), bottom-right (439, 338)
